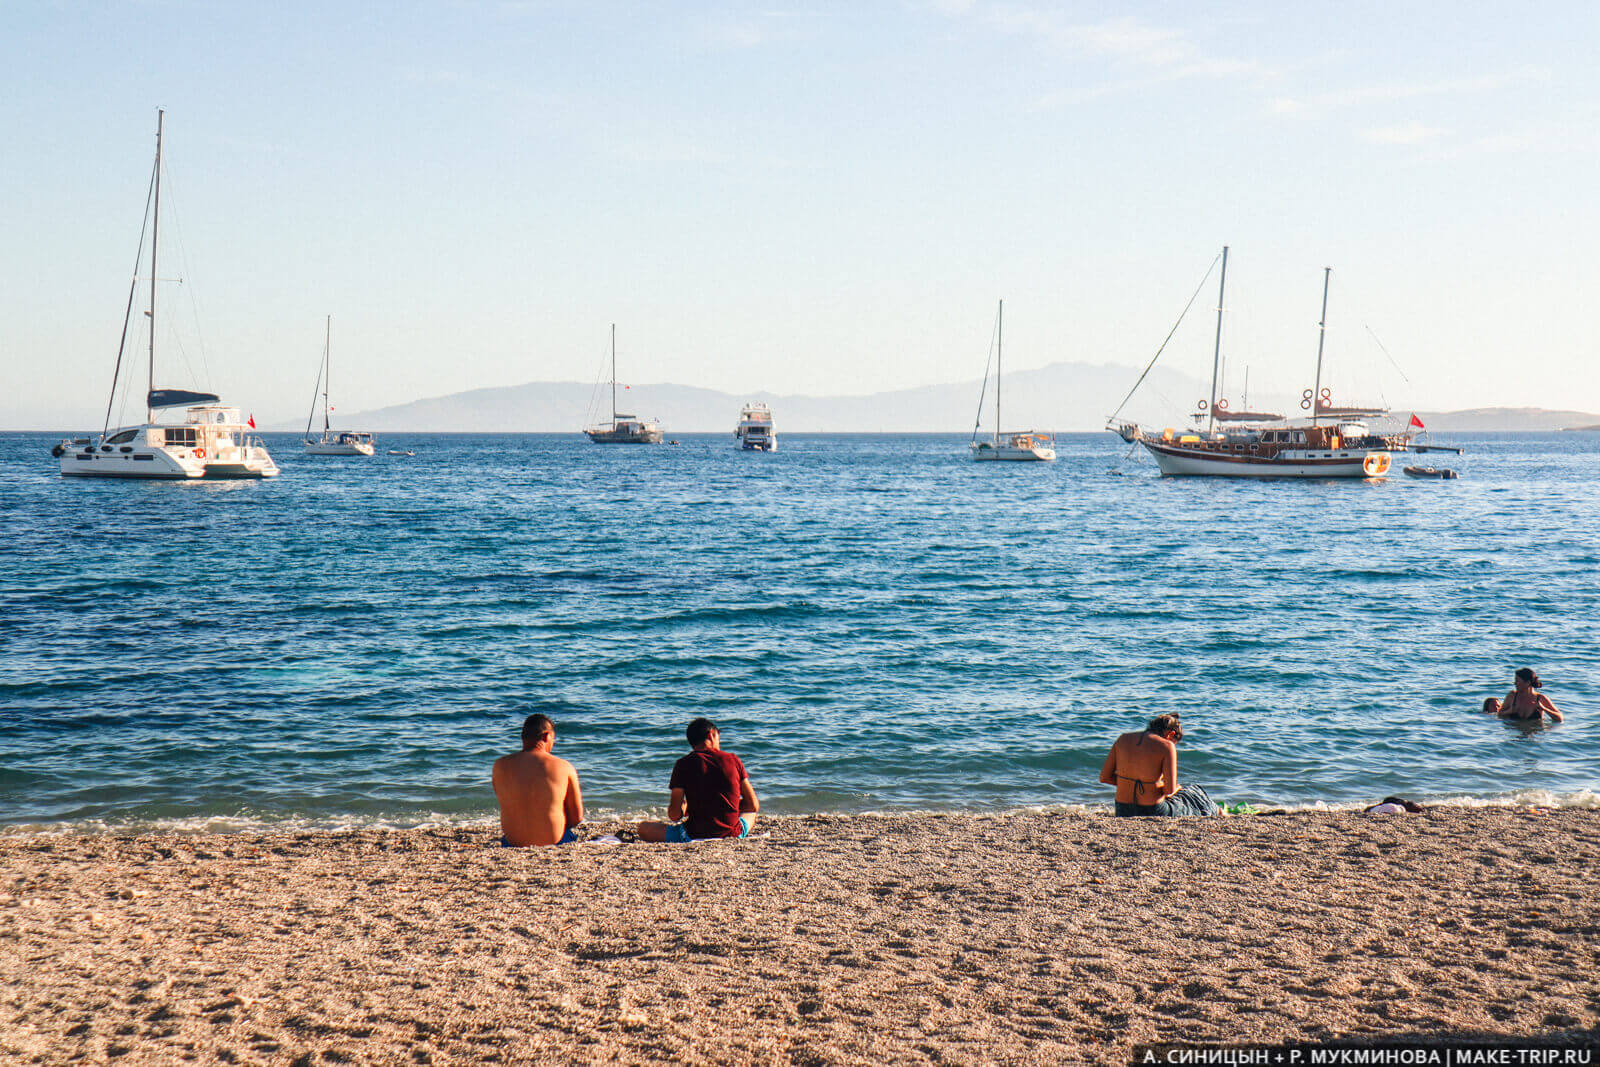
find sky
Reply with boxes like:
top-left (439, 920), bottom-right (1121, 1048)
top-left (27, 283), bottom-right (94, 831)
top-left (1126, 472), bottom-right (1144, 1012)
top-left (4, 1), bottom-right (1598, 428)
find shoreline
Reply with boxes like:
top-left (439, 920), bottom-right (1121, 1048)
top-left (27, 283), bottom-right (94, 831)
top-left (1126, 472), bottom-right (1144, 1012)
top-left (3, 808), bottom-right (1597, 1064)
top-left (4, 789), bottom-right (1598, 839)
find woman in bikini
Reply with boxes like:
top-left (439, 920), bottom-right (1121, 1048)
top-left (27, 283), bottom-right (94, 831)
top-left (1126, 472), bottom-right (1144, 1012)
top-left (1099, 712), bottom-right (1218, 816)
top-left (1497, 668), bottom-right (1564, 723)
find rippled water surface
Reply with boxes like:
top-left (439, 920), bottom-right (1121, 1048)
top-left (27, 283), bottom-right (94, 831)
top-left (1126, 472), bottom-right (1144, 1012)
top-left (2, 430), bottom-right (1596, 828)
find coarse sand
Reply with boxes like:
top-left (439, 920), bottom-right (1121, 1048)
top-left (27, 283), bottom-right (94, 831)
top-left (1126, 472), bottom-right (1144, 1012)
top-left (3, 807), bottom-right (1597, 1064)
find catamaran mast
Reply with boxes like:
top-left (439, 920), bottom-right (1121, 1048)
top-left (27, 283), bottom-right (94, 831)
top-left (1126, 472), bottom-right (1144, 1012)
top-left (610, 323), bottom-right (617, 429)
top-left (995, 299), bottom-right (1002, 444)
top-left (147, 108), bottom-right (164, 423)
top-left (1311, 267), bottom-right (1331, 426)
top-left (1206, 245), bottom-right (1228, 434)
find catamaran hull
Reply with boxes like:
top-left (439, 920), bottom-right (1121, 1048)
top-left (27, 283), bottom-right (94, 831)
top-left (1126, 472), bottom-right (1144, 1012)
top-left (1141, 441), bottom-right (1391, 478)
top-left (60, 450), bottom-right (202, 479)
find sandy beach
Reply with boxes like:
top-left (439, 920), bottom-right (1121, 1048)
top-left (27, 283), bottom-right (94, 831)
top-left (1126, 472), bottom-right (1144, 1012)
top-left (2, 807), bottom-right (1597, 1064)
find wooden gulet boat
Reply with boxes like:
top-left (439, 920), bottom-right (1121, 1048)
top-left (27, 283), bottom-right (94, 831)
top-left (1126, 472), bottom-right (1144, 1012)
top-left (1110, 247), bottom-right (1406, 478)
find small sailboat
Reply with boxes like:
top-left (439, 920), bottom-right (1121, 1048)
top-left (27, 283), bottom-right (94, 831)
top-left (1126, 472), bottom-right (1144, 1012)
top-left (1111, 247), bottom-right (1411, 478)
top-left (970, 300), bottom-right (1055, 462)
top-left (303, 316), bottom-right (375, 456)
top-left (584, 325), bottom-right (663, 444)
top-left (56, 110), bottom-right (277, 480)
top-left (734, 402), bottom-right (776, 451)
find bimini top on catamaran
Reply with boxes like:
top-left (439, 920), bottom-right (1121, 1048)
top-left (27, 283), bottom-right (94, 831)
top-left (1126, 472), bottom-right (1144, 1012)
top-left (1106, 246), bottom-right (1446, 479)
top-left (55, 110), bottom-right (277, 480)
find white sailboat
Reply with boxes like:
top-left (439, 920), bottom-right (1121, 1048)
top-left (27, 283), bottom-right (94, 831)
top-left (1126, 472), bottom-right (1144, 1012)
top-left (1110, 247), bottom-right (1409, 478)
top-left (970, 300), bottom-right (1056, 462)
top-left (55, 110), bottom-right (277, 480)
top-left (304, 316), bottom-right (376, 456)
top-left (584, 325), bottom-right (664, 444)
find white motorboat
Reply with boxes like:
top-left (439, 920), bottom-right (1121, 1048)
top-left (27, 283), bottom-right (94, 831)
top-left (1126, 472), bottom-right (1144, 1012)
top-left (303, 316), bottom-right (375, 455)
top-left (970, 300), bottom-right (1055, 462)
top-left (1110, 247), bottom-right (1414, 479)
top-left (735, 402), bottom-right (776, 451)
top-left (55, 111), bottom-right (277, 480)
top-left (584, 325), bottom-right (664, 444)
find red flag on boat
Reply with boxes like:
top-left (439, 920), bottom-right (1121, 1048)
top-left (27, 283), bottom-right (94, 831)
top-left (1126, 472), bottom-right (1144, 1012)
top-left (1409, 414), bottom-right (1425, 430)
top-left (248, 414), bottom-right (257, 428)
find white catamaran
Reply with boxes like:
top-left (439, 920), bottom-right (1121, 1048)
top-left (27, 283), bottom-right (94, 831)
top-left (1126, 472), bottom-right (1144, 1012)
top-left (1110, 246), bottom-right (1415, 478)
top-left (970, 300), bottom-right (1055, 462)
top-left (55, 110), bottom-right (277, 480)
top-left (584, 325), bottom-right (664, 444)
top-left (304, 316), bottom-right (376, 456)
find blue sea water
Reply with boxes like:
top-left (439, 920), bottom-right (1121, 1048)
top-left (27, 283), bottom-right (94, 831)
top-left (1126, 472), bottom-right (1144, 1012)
top-left (1, 430), bottom-right (1596, 830)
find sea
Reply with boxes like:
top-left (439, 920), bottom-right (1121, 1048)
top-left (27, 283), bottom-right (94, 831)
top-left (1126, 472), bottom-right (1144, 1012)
top-left (2, 430), bottom-right (1596, 832)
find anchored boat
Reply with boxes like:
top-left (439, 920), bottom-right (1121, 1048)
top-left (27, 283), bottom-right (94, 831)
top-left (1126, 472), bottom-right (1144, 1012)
top-left (1110, 247), bottom-right (1408, 479)
top-left (304, 316), bottom-right (376, 456)
top-left (56, 110), bottom-right (276, 480)
top-left (735, 402), bottom-right (776, 452)
top-left (970, 300), bottom-right (1055, 462)
top-left (584, 325), bottom-right (664, 444)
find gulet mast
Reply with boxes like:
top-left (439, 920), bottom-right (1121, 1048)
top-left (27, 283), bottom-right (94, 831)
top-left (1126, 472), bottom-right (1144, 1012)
top-left (1311, 267), bottom-right (1331, 426)
top-left (1206, 245), bottom-right (1228, 434)
top-left (609, 323), bottom-right (617, 430)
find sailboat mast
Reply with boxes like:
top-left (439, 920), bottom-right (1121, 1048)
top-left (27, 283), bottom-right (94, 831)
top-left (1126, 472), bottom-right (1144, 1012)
top-left (323, 315), bottom-right (331, 433)
top-left (610, 323), bottom-right (617, 428)
top-left (995, 299), bottom-right (1002, 443)
top-left (1206, 245), bottom-right (1228, 434)
top-left (1311, 267), bottom-right (1331, 426)
top-left (147, 108), bottom-right (164, 423)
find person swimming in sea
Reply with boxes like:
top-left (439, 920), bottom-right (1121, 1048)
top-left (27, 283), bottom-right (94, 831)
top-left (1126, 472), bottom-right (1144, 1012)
top-left (1497, 668), bottom-right (1563, 723)
top-left (1480, 697), bottom-right (1502, 715)
top-left (1099, 712), bottom-right (1218, 817)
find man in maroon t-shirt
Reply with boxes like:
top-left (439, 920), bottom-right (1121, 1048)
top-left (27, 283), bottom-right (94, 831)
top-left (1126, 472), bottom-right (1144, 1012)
top-left (638, 718), bottom-right (759, 843)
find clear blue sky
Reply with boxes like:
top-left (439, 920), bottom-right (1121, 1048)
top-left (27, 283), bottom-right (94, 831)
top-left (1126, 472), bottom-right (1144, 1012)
top-left (5, 1), bottom-right (1597, 428)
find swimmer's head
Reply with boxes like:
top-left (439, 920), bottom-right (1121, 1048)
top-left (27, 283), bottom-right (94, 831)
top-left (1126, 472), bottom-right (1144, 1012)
top-left (1514, 667), bottom-right (1541, 690)
top-left (1146, 713), bottom-right (1183, 742)
top-left (1482, 697), bottom-right (1502, 714)
top-left (522, 713), bottom-right (555, 749)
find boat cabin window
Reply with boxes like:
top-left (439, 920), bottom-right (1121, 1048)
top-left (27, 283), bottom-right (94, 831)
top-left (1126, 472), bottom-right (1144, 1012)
top-left (159, 427), bottom-right (199, 447)
top-left (106, 429), bottom-right (139, 445)
top-left (1293, 431), bottom-right (1306, 444)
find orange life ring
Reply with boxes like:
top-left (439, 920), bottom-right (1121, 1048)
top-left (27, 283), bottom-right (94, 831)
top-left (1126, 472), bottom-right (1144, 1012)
top-left (194, 447), bottom-right (206, 459)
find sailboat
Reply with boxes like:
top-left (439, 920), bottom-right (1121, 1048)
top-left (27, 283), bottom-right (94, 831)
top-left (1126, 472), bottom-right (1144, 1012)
top-left (970, 300), bottom-right (1056, 462)
top-left (584, 325), bottom-right (664, 444)
top-left (55, 111), bottom-right (278, 480)
top-left (303, 316), bottom-right (376, 456)
top-left (1110, 247), bottom-right (1409, 478)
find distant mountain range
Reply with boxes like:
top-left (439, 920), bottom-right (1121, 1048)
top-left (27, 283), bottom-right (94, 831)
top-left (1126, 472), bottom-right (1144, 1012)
top-left (292, 366), bottom-right (1600, 434)
top-left (292, 362), bottom-right (1211, 434)
top-left (12, 367), bottom-right (1599, 433)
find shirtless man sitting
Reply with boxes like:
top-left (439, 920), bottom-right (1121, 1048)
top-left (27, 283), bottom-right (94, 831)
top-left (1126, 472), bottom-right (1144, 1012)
top-left (1099, 712), bottom-right (1218, 817)
top-left (492, 714), bottom-right (584, 846)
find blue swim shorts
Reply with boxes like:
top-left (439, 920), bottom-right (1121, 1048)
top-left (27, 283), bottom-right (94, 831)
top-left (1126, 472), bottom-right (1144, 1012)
top-left (501, 827), bottom-right (579, 847)
top-left (663, 817), bottom-right (751, 843)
